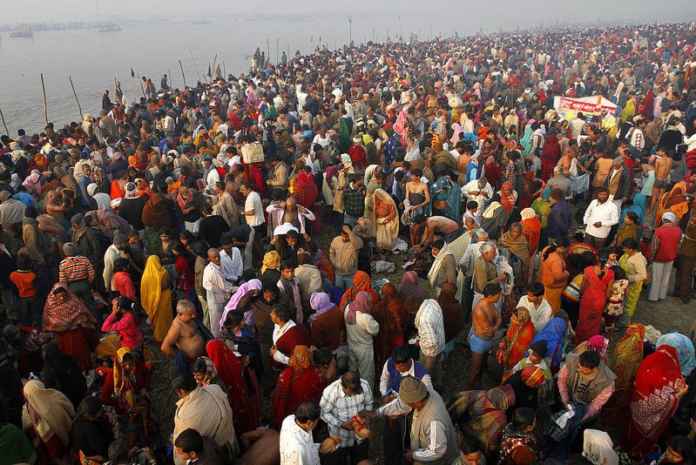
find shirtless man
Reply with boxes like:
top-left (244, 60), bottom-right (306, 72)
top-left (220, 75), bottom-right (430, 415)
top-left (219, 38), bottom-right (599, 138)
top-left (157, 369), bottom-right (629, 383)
top-left (161, 299), bottom-right (205, 375)
top-left (651, 147), bottom-right (673, 212)
top-left (404, 169), bottom-right (431, 213)
top-left (467, 283), bottom-right (502, 389)
top-left (411, 215), bottom-right (460, 250)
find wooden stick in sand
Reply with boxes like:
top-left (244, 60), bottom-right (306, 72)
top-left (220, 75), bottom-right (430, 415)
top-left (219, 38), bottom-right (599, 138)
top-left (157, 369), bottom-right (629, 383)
top-left (40, 73), bottom-right (49, 125)
top-left (68, 75), bottom-right (84, 120)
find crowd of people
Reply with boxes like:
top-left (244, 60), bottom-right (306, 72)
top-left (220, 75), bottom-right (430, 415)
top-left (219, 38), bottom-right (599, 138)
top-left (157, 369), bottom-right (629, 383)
top-left (1, 19), bottom-right (696, 465)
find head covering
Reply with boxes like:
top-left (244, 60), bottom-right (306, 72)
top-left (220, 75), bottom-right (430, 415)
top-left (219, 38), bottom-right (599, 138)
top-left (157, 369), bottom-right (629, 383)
top-left (87, 183), bottom-right (99, 197)
top-left (340, 153), bottom-right (353, 167)
top-left (399, 271), bottom-right (426, 302)
top-left (289, 345), bottom-right (312, 370)
top-left (346, 291), bottom-right (372, 325)
top-left (23, 380), bottom-right (75, 445)
top-left (520, 208), bottom-right (537, 220)
top-left (273, 223), bottom-right (299, 236)
top-left (657, 333), bottom-right (696, 376)
top-left (662, 211), bottom-right (677, 223)
top-left (42, 283), bottom-right (96, 332)
top-left (583, 429), bottom-right (619, 465)
top-left (140, 255), bottom-right (173, 341)
top-left (220, 279), bottom-right (262, 331)
top-left (399, 376), bottom-right (429, 403)
top-left (586, 335), bottom-right (609, 357)
top-left (261, 250), bottom-right (281, 274)
top-left (486, 385), bottom-right (516, 410)
top-left (310, 292), bottom-right (334, 315)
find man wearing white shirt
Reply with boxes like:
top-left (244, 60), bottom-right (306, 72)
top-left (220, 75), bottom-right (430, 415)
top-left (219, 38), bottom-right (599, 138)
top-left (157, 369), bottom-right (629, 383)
top-left (280, 402), bottom-right (340, 465)
top-left (218, 232), bottom-right (242, 283)
top-left (462, 177), bottom-right (493, 212)
top-left (240, 181), bottom-right (265, 261)
top-left (202, 248), bottom-right (235, 338)
top-left (583, 188), bottom-right (619, 248)
top-left (516, 283), bottom-right (553, 332)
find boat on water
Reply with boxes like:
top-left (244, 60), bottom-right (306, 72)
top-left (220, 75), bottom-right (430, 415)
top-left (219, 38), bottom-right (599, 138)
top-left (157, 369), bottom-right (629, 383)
top-left (97, 23), bottom-right (122, 33)
top-left (9, 25), bottom-right (33, 39)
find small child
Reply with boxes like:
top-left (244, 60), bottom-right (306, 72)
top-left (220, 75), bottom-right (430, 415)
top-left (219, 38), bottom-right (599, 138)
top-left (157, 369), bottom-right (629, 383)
top-left (9, 254), bottom-right (39, 326)
top-left (605, 266), bottom-right (629, 332)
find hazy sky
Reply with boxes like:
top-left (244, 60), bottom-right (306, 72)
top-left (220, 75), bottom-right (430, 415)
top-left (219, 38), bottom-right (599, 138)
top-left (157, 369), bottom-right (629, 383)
top-left (3, 0), bottom-right (696, 28)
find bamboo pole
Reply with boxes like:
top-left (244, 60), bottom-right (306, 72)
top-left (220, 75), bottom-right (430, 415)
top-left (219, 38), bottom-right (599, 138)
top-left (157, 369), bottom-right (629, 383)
top-left (178, 59), bottom-right (187, 87)
top-left (0, 104), bottom-right (9, 136)
top-left (40, 73), bottom-right (48, 125)
top-left (68, 76), bottom-right (83, 120)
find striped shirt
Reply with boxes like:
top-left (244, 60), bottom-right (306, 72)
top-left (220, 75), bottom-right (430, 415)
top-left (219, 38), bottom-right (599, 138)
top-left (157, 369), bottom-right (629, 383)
top-left (319, 378), bottom-right (373, 447)
top-left (59, 256), bottom-right (95, 284)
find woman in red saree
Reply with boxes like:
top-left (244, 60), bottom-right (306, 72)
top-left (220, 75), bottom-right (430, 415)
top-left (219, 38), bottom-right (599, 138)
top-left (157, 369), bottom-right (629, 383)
top-left (520, 208), bottom-right (542, 255)
top-left (42, 283), bottom-right (97, 370)
top-left (271, 345), bottom-right (323, 429)
top-left (293, 167), bottom-right (319, 209)
top-left (338, 271), bottom-right (380, 310)
top-left (497, 307), bottom-right (535, 380)
top-left (540, 131), bottom-right (561, 181)
top-left (627, 344), bottom-right (688, 458)
top-left (373, 283), bottom-right (406, 371)
top-left (206, 339), bottom-right (260, 434)
top-left (575, 260), bottom-right (614, 344)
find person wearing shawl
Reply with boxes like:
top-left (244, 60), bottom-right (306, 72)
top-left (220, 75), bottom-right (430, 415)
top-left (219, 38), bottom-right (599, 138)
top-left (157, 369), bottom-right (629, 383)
top-left (656, 180), bottom-right (690, 224)
top-left (399, 271), bottom-right (426, 320)
top-left (498, 307), bottom-right (536, 380)
top-left (22, 380), bottom-right (75, 463)
top-left (344, 291), bottom-right (380, 388)
top-left (261, 250), bottom-right (281, 279)
top-left (627, 338), bottom-right (689, 458)
top-left (172, 376), bottom-right (238, 465)
top-left (220, 279), bottom-right (262, 332)
top-left (449, 384), bottom-right (516, 453)
top-left (531, 316), bottom-right (567, 371)
top-left (272, 345), bottom-right (323, 429)
top-left (431, 170), bottom-right (462, 222)
top-left (140, 255), bottom-right (174, 342)
top-left (207, 339), bottom-right (259, 435)
top-left (480, 201), bottom-right (506, 240)
top-left (606, 324), bottom-right (646, 424)
top-left (575, 258), bottom-right (614, 344)
top-left (338, 270), bottom-right (380, 312)
top-left (42, 283), bottom-right (97, 370)
top-left (375, 284), bottom-right (406, 359)
top-left (501, 223), bottom-right (531, 287)
top-left (372, 188), bottom-right (399, 250)
top-left (520, 208), bottom-right (541, 255)
top-left (540, 241), bottom-right (570, 313)
top-left (292, 166), bottom-right (319, 209)
top-left (309, 292), bottom-right (344, 351)
top-left (427, 239), bottom-right (457, 297)
top-left (499, 181), bottom-right (518, 216)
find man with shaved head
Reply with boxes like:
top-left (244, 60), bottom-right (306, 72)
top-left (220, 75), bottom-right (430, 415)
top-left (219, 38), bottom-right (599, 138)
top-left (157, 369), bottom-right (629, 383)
top-left (202, 247), bottom-right (236, 337)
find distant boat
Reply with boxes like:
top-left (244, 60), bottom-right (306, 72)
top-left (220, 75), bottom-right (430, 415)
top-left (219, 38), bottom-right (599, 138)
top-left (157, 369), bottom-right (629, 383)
top-left (97, 23), bottom-right (122, 33)
top-left (10, 25), bottom-right (33, 39)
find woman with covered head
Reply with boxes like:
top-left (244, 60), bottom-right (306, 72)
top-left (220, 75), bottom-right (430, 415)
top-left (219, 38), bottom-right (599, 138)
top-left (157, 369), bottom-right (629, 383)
top-left (449, 384), bottom-right (516, 453)
top-left (372, 188), bottom-right (399, 250)
top-left (498, 306), bottom-right (536, 381)
top-left (140, 255), bottom-right (174, 342)
top-left (627, 333), bottom-right (692, 458)
top-left (344, 290), bottom-right (380, 388)
top-left (42, 283), bottom-right (97, 370)
top-left (272, 345), bottom-right (323, 429)
top-left (22, 379), bottom-right (76, 464)
top-left (501, 222), bottom-right (531, 287)
top-left (338, 270), bottom-right (380, 311)
top-left (308, 291), bottom-right (344, 351)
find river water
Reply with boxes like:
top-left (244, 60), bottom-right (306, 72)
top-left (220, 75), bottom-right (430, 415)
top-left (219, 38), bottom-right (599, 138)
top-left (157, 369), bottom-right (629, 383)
top-left (0, 13), bottom-right (475, 135)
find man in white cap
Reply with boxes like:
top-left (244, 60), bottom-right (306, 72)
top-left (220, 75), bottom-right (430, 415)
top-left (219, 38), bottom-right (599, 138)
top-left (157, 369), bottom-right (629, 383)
top-left (649, 211), bottom-right (683, 302)
top-left (377, 376), bottom-right (460, 465)
top-left (87, 183), bottom-right (111, 211)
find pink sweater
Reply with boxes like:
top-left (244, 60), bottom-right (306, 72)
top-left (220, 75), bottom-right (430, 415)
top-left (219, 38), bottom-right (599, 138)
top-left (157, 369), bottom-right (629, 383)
top-left (101, 312), bottom-right (143, 349)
